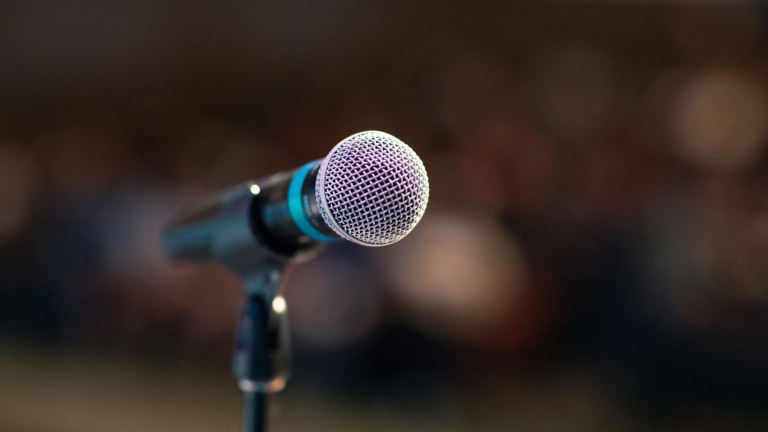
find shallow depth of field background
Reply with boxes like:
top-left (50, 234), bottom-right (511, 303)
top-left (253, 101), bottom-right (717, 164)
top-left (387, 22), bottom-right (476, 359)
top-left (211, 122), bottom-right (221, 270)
top-left (1, 1), bottom-right (768, 431)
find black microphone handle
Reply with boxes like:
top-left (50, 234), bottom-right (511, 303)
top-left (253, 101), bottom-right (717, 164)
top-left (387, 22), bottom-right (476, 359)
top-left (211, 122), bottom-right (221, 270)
top-left (163, 161), bottom-right (338, 266)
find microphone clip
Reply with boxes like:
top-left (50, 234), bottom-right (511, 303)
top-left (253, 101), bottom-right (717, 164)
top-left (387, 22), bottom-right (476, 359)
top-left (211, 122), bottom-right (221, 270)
top-left (233, 269), bottom-right (291, 393)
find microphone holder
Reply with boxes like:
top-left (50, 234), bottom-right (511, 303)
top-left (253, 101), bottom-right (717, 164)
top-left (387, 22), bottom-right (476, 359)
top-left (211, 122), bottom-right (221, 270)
top-left (232, 265), bottom-right (291, 432)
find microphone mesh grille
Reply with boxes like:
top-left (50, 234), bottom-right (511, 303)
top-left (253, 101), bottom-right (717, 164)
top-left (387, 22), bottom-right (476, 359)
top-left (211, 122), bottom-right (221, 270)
top-left (316, 131), bottom-right (430, 246)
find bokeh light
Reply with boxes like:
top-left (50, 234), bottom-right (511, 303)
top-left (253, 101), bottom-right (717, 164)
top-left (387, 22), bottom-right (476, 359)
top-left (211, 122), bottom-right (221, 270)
top-left (674, 69), bottom-right (768, 170)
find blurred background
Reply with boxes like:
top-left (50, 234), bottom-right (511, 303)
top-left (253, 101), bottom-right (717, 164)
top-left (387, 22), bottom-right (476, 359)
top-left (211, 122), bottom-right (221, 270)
top-left (1, 1), bottom-right (768, 431)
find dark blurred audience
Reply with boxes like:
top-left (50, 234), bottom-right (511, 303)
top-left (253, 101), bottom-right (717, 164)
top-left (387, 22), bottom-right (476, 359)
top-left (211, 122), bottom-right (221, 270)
top-left (1, 2), bottom-right (767, 431)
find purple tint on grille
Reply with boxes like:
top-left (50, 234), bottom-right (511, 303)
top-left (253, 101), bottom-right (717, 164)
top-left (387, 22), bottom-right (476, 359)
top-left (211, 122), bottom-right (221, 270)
top-left (316, 131), bottom-right (430, 246)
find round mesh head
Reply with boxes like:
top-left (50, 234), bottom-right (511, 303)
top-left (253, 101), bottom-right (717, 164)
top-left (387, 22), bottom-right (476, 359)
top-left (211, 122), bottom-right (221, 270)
top-left (316, 131), bottom-right (430, 246)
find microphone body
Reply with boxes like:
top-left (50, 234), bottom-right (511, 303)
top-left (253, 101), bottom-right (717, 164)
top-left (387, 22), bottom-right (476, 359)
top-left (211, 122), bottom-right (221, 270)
top-left (163, 131), bottom-right (430, 274)
top-left (163, 161), bottom-right (332, 265)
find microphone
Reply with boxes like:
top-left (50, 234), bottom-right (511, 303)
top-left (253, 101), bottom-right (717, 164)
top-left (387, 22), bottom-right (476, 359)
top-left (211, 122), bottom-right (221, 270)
top-left (163, 131), bottom-right (430, 266)
top-left (163, 131), bottom-right (429, 431)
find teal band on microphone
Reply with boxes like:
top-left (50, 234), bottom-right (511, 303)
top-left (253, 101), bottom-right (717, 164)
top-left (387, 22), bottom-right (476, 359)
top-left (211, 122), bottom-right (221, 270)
top-left (288, 161), bottom-right (337, 242)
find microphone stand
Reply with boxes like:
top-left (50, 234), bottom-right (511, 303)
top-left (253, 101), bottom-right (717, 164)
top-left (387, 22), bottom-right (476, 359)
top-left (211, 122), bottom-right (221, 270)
top-left (232, 267), bottom-right (291, 432)
top-left (163, 182), bottom-right (305, 432)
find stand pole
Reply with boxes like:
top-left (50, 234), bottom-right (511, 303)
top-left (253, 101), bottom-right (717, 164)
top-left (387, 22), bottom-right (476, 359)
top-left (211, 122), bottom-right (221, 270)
top-left (242, 391), bottom-right (268, 432)
top-left (232, 291), bottom-right (290, 432)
